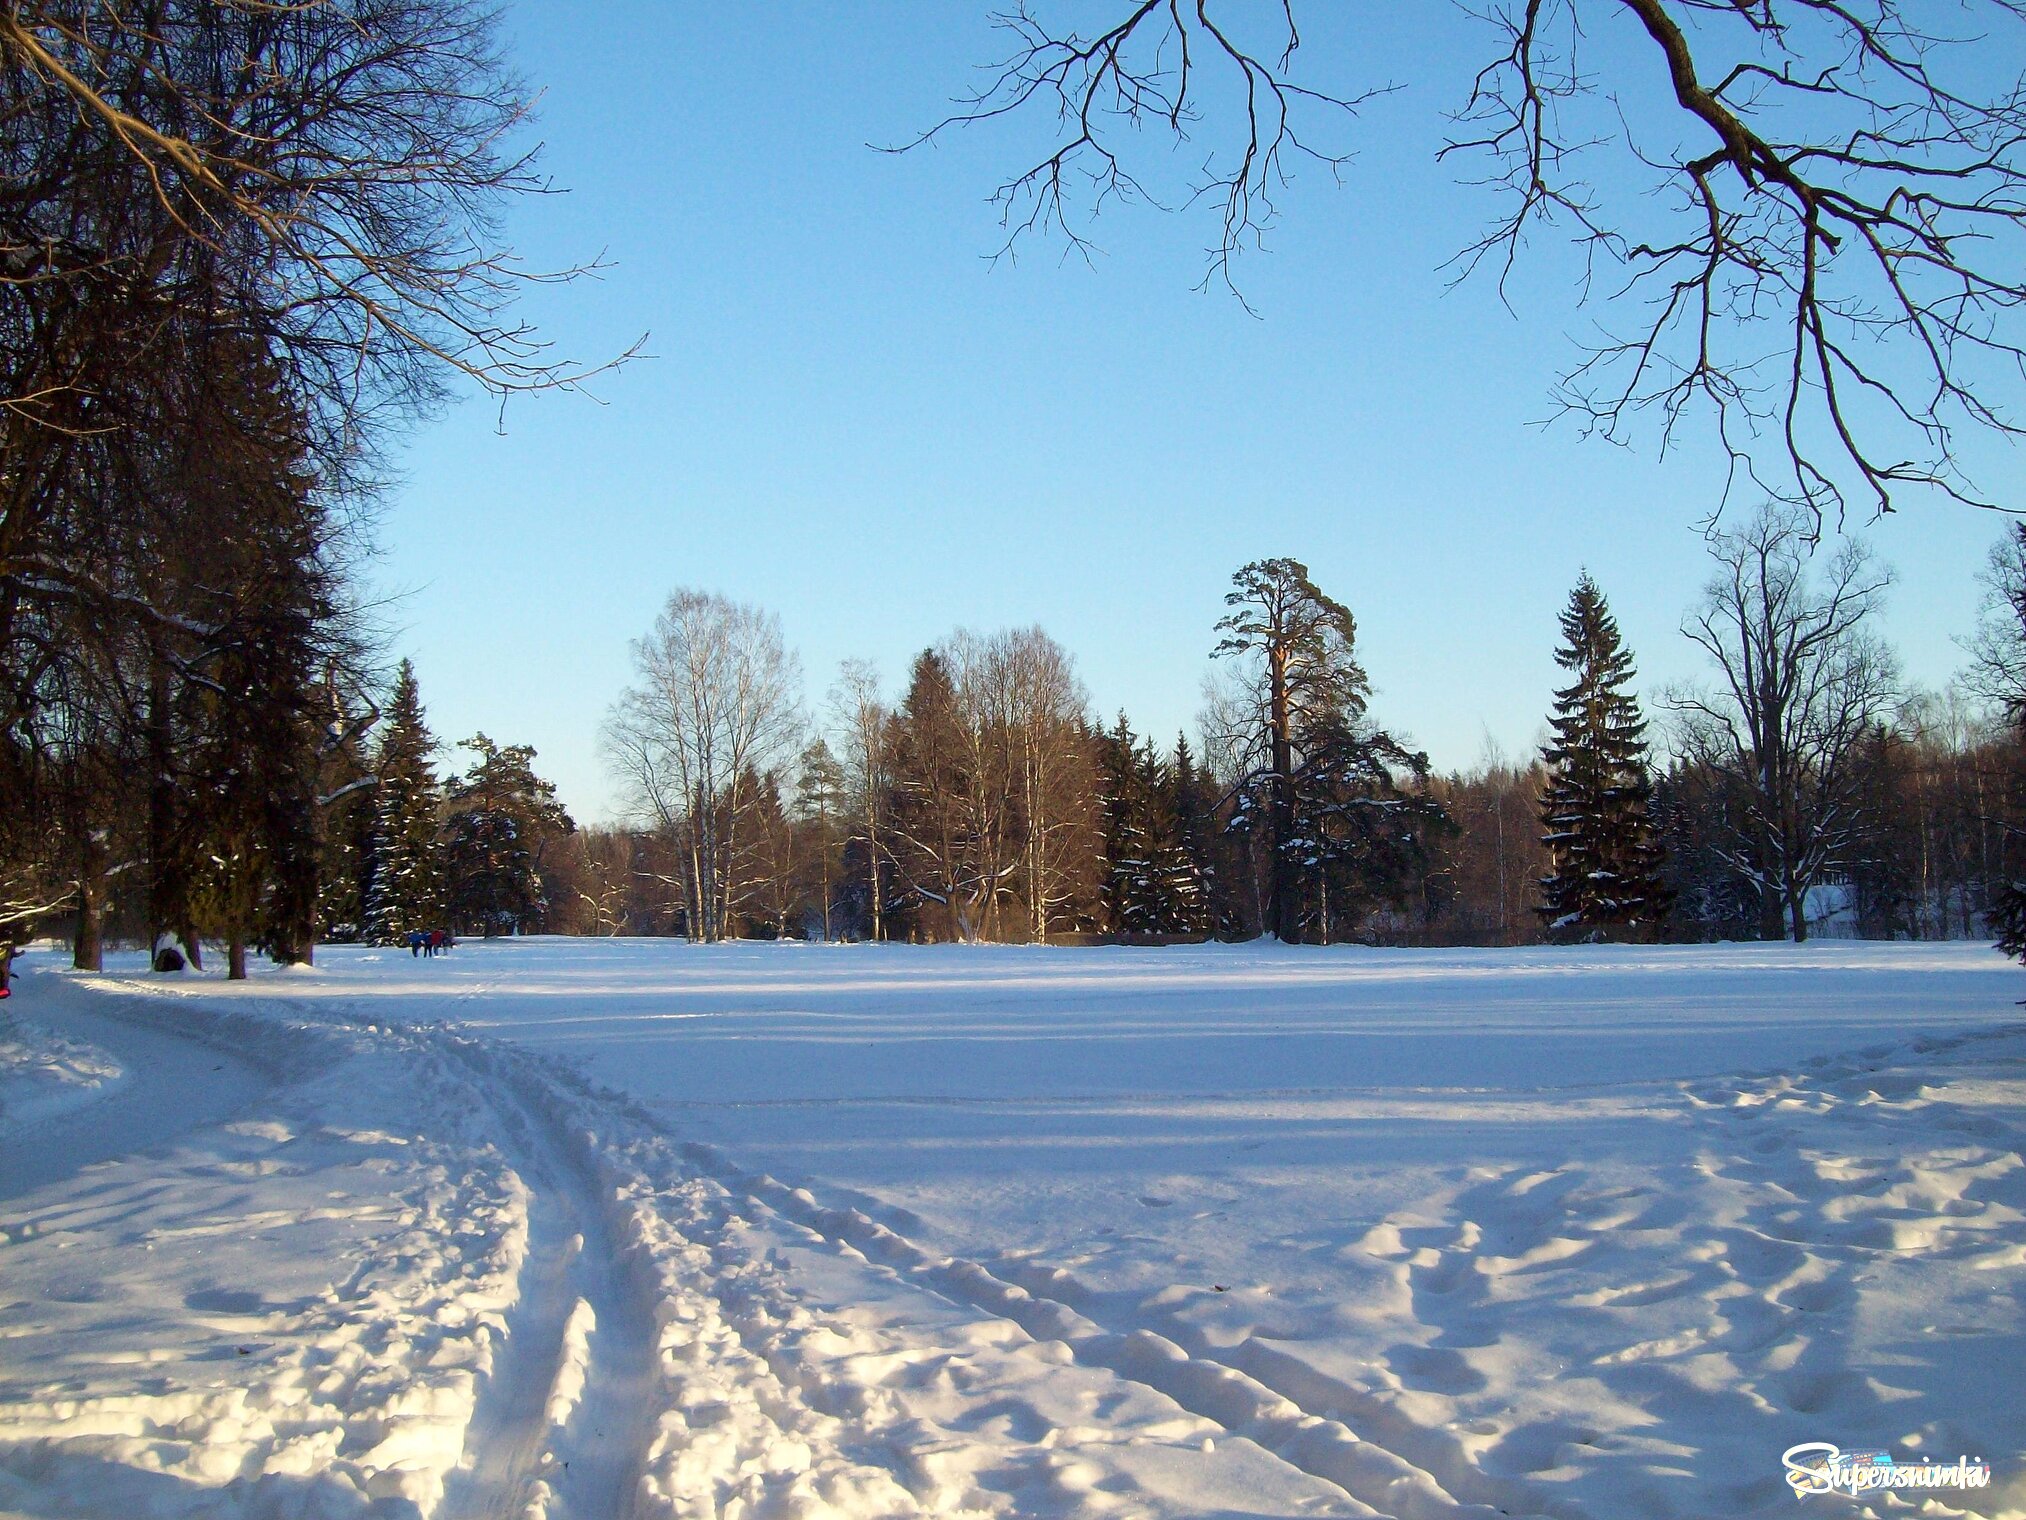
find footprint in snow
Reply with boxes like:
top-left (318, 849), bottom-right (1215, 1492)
top-left (1137, 1194), bottom-right (1174, 1208)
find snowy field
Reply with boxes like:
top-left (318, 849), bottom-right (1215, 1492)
top-left (1, 939), bottom-right (2022, 1520)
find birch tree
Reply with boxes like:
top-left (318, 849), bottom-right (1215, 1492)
top-left (604, 591), bottom-right (804, 943)
top-left (998, 628), bottom-right (1098, 941)
top-left (888, 629), bottom-right (1097, 942)
top-left (830, 659), bottom-right (892, 941)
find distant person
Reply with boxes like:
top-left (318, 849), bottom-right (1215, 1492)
top-left (407, 929), bottom-right (423, 958)
top-left (429, 929), bottom-right (446, 956)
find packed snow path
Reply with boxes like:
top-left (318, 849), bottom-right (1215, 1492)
top-left (0, 939), bottom-right (2021, 1519)
top-left (0, 990), bottom-right (269, 1198)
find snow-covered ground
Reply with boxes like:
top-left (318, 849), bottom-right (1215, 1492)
top-left (1, 939), bottom-right (2021, 1519)
top-left (0, 1006), bottom-right (126, 1139)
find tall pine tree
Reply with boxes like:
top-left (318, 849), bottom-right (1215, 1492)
top-left (313, 669), bottom-right (379, 943)
top-left (795, 737), bottom-right (848, 940)
top-left (365, 661), bottom-right (445, 944)
top-left (1215, 559), bottom-right (1448, 942)
top-left (1537, 574), bottom-right (1669, 940)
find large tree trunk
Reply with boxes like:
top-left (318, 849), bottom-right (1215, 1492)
top-left (1757, 811), bottom-right (1786, 940)
top-left (269, 835), bottom-right (317, 966)
top-left (1758, 887), bottom-right (1786, 941)
top-left (228, 932), bottom-right (248, 980)
top-left (147, 656), bottom-right (177, 968)
top-left (146, 655), bottom-right (201, 970)
top-left (1268, 646), bottom-right (1296, 942)
top-left (271, 786), bottom-right (319, 966)
top-left (72, 831), bottom-right (105, 971)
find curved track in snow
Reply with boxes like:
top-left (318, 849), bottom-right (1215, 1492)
top-left (0, 971), bottom-right (272, 1199)
top-left (4, 947), bottom-right (2020, 1520)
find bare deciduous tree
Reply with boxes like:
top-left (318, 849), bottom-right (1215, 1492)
top-left (1670, 503), bottom-right (1898, 939)
top-left (604, 591), bottom-right (804, 943)
top-left (999, 627), bottom-right (1098, 941)
top-left (884, 628), bottom-right (1097, 942)
top-left (928, 3), bottom-right (2026, 520)
top-left (922, 630), bottom-right (1020, 942)
top-left (0, 0), bottom-right (636, 415)
top-left (1966, 524), bottom-right (2026, 719)
top-left (830, 658), bottom-right (892, 941)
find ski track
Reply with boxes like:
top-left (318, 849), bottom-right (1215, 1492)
top-left (361, 1010), bottom-right (1500, 1518)
top-left (652, 1022), bottom-right (2026, 1520)
top-left (83, 968), bottom-right (664, 1520)
top-left (0, 974), bottom-right (531, 1519)
top-left (433, 1028), bottom-right (661, 1520)
top-left (667, 1137), bottom-right (1528, 1520)
top-left (7, 957), bottom-right (2021, 1520)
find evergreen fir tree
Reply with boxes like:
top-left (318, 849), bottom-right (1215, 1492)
top-left (1169, 735), bottom-right (1220, 936)
top-left (313, 670), bottom-right (377, 942)
top-left (1284, 713), bottom-right (1451, 942)
top-left (1155, 736), bottom-right (1209, 933)
top-left (365, 660), bottom-right (445, 943)
top-left (1097, 716), bottom-right (1212, 936)
top-left (1097, 715), bottom-right (1161, 933)
top-left (442, 734), bottom-right (574, 937)
top-left (734, 765), bottom-right (796, 939)
top-left (1537, 573), bottom-right (1670, 940)
top-left (886, 649), bottom-right (966, 941)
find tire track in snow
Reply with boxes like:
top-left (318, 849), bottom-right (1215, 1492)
top-left (670, 1138), bottom-right (1535, 1520)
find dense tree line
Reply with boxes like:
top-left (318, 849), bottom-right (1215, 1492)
top-left (580, 527), bottom-right (2026, 952)
top-left (18, 9), bottom-right (2022, 967)
top-left (32, 652), bottom-right (578, 959)
top-left (588, 565), bottom-right (1449, 945)
top-left (0, 0), bottom-right (610, 984)
top-left (23, 510), bottom-right (2026, 957)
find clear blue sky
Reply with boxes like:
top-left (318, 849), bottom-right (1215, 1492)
top-left (374, 3), bottom-right (2020, 823)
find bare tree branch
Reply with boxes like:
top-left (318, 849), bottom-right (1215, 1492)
top-left (933, 2), bottom-right (2026, 520)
